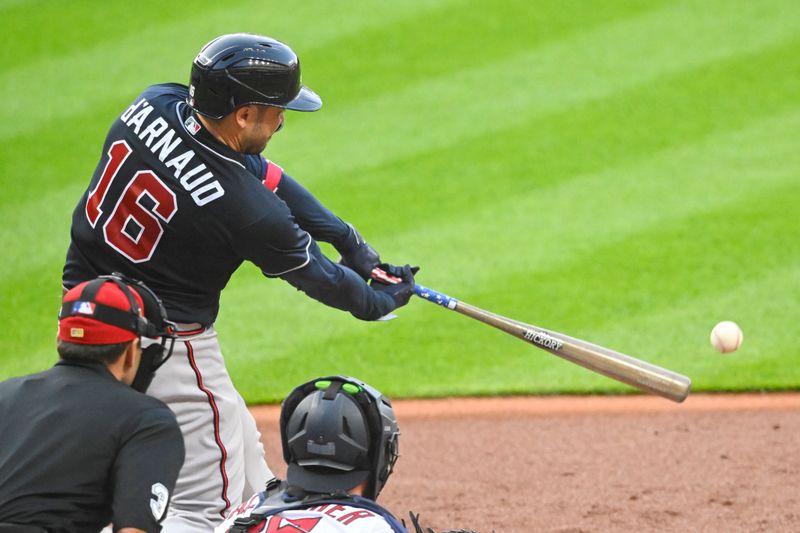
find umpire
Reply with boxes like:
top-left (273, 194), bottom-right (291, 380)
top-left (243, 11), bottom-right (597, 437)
top-left (0, 274), bottom-right (185, 533)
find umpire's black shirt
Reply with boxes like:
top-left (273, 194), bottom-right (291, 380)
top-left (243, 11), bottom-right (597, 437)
top-left (0, 360), bottom-right (185, 532)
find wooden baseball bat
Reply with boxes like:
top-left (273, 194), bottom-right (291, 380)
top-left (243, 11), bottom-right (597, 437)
top-left (412, 283), bottom-right (692, 403)
top-left (370, 268), bottom-right (691, 402)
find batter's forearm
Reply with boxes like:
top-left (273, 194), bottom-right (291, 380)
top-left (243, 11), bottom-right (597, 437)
top-left (281, 246), bottom-right (394, 320)
top-left (273, 174), bottom-right (351, 247)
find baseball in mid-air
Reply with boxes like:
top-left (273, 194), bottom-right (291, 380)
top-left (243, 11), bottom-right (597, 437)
top-left (710, 321), bottom-right (743, 353)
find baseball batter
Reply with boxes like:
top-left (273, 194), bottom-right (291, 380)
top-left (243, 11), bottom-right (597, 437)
top-left (62, 33), bottom-right (416, 532)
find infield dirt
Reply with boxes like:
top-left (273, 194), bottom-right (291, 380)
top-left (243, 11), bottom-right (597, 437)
top-left (250, 393), bottom-right (799, 532)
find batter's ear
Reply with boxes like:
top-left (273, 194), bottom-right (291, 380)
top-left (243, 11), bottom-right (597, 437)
top-left (233, 105), bottom-right (254, 128)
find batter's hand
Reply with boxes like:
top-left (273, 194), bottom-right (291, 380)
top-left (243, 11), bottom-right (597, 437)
top-left (338, 224), bottom-right (381, 280)
top-left (370, 263), bottom-right (418, 308)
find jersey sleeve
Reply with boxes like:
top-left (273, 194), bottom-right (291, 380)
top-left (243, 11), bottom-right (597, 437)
top-left (236, 213), bottom-right (395, 320)
top-left (244, 155), bottom-right (352, 249)
top-left (270, 172), bottom-right (352, 248)
top-left (110, 405), bottom-right (185, 532)
top-left (232, 178), bottom-right (395, 320)
top-left (231, 201), bottom-right (315, 277)
top-left (280, 240), bottom-right (397, 321)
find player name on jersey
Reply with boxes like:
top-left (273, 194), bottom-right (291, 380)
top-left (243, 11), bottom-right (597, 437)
top-left (121, 97), bottom-right (225, 206)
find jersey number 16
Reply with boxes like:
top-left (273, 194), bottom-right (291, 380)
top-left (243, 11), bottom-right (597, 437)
top-left (85, 140), bottom-right (177, 263)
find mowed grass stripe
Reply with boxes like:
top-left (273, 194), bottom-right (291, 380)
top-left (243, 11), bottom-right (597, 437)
top-left (306, 0), bottom-right (670, 107)
top-left (266, 0), bottom-right (800, 180)
top-left (219, 107), bottom-right (800, 400)
top-left (0, 258), bottom-right (66, 379)
top-left (377, 107), bottom-right (800, 295)
top-left (0, 0), bottom-right (459, 142)
top-left (306, 37), bottom-right (800, 235)
top-left (1, 0), bottom-right (455, 69)
top-left (1, 1), bottom-right (214, 68)
top-left (488, 179), bottom-right (800, 349)
top-left (582, 262), bottom-right (800, 392)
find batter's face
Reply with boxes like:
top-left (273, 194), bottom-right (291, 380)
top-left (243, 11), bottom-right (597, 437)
top-left (238, 105), bottom-right (284, 154)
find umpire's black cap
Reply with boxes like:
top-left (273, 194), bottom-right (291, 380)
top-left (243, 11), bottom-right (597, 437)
top-left (188, 33), bottom-right (322, 119)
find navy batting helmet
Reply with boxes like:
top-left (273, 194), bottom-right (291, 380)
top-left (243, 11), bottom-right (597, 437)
top-left (280, 376), bottom-right (400, 500)
top-left (188, 33), bottom-right (322, 119)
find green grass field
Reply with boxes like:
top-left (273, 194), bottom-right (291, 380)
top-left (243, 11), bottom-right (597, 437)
top-left (1, 0), bottom-right (799, 403)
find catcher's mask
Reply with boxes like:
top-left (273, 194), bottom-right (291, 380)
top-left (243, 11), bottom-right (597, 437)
top-left (280, 376), bottom-right (400, 500)
top-left (188, 32), bottom-right (322, 119)
top-left (59, 273), bottom-right (177, 393)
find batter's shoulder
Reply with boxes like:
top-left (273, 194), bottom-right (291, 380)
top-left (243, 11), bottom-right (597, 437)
top-left (118, 83), bottom-right (189, 118)
top-left (140, 82), bottom-right (189, 101)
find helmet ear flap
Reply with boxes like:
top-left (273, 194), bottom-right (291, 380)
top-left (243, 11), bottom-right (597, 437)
top-left (380, 431), bottom-right (400, 482)
top-left (366, 397), bottom-right (399, 499)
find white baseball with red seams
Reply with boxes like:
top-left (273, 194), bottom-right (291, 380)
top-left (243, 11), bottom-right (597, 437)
top-left (710, 321), bottom-right (743, 353)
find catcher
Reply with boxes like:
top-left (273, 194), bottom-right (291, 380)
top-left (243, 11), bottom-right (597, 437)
top-left (215, 376), bottom-right (406, 532)
top-left (215, 375), bottom-right (486, 533)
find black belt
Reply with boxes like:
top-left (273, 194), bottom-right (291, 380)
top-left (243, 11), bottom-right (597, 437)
top-left (0, 524), bottom-right (47, 533)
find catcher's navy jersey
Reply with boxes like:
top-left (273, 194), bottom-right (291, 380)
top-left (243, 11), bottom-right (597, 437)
top-left (64, 84), bottom-right (391, 324)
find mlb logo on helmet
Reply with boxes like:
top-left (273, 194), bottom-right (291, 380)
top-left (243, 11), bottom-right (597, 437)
top-left (72, 301), bottom-right (96, 315)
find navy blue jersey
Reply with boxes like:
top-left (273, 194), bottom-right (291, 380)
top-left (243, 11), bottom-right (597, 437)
top-left (64, 84), bottom-right (393, 324)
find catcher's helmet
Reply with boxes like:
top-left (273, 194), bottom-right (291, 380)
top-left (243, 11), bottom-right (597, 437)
top-left (188, 33), bottom-right (322, 119)
top-left (280, 376), bottom-right (400, 500)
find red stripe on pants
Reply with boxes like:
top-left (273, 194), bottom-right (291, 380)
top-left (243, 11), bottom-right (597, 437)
top-left (185, 340), bottom-right (231, 517)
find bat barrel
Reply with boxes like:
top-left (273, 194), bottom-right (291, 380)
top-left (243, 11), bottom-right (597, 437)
top-left (412, 284), bottom-right (692, 403)
top-left (456, 301), bottom-right (692, 403)
top-left (544, 330), bottom-right (692, 402)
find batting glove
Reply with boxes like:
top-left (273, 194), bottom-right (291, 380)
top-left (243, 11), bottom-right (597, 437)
top-left (338, 224), bottom-right (381, 280)
top-left (371, 263), bottom-right (418, 308)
